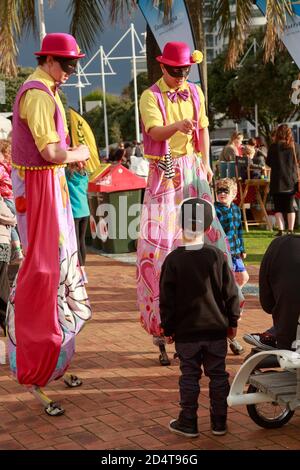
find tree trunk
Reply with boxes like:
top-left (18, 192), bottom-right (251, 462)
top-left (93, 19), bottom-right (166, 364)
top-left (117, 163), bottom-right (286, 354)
top-left (146, 24), bottom-right (162, 84)
top-left (185, 0), bottom-right (207, 102)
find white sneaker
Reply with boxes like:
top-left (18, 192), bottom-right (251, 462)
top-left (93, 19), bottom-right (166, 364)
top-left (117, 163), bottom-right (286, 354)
top-left (228, 338), bottom-right (244, 355)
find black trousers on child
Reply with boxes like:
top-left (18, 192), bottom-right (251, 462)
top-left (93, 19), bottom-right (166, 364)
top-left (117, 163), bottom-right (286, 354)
top-left (0, 261), bottom-right (10, 331)
top-left (74, 216), bottom-right (89, 266)
top-left (175, 338), bottom-right (229, 426)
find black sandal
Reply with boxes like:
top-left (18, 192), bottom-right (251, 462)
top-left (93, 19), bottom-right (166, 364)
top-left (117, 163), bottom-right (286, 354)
top-left (44, 401), bottom-right (65, 416)
top-left (63, 374), bottom-right (83, 388)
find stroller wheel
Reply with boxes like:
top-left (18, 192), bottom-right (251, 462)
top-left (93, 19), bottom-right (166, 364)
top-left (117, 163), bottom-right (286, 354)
top-left (246, 383), bottom-right (294, 428)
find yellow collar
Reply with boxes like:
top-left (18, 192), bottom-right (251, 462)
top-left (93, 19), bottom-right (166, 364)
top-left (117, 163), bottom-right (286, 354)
top-left (31, 67), bottom-right (58, 94)
top-left (158, 77), bottom-right (189, 93)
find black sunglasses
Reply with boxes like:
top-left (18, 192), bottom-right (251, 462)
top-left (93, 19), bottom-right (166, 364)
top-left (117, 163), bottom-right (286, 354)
top-left (164, 64), bottom-right (191, 78)
top-left (216, 188), bottom-right (230, 195)
top-left (54, 57), bottom-right (78, 75)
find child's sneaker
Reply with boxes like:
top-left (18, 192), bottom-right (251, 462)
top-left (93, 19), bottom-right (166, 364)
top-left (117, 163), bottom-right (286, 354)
top-left (168, 419), bottom-right (199, 438)
top-left (10, 247), bottom-right (23, 265)
top-left (228, 337), bottom-right (244, 355)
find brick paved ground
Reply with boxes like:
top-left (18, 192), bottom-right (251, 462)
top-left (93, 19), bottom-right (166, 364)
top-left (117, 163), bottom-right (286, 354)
top-left (0, 256), bottom-right (299, 450)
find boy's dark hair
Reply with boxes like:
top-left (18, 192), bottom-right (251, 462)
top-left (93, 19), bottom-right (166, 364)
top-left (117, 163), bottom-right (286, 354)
top-left (36, 56), bottom-right (47, 66)
top-left (180, 197), bottom-right (214, 233)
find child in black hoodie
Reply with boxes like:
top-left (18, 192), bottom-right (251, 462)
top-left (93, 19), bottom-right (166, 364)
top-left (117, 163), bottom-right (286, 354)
top-left (160, 197), bottom-right (240, 438)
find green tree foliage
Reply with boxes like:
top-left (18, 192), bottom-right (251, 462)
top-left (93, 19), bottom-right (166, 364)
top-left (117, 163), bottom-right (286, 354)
top-left (0, 66), bottom-right (69, 118)
top-left (208, 33), bottom-right (300, 140)
top-left (0, 0), bottom-right (120, 76)
top-left (0, 67), bottom-right (33, 112)
top-left (83, 73), bottom-right (149, 147)
top-left (211, 0), bottom-right (292, 70)
top-left (121, 72), bottom-right (149, 101)
top-left (83, 89), bottom-right (133, 147)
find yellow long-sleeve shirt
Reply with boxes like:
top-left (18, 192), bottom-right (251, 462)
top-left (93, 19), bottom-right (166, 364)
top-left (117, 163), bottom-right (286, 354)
top-left (19, 67), bottom-right (68, 152)
top-left (139, 77), bottom-right (209, 158)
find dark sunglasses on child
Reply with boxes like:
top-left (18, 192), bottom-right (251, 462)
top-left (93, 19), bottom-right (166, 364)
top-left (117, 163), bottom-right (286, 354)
top-left (216, 187), bottom-right (230, 195)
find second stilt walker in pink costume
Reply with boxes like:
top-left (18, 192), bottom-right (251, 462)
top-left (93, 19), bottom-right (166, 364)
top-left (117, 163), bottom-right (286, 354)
top-left (137, 42), bottom-right (233, 366)
top-left (7, 33), bottom-right (91, 416)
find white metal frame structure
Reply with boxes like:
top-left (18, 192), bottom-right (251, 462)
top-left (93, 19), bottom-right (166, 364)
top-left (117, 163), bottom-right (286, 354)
top-left (62, 63), bottom-right (91, 116)
top-left (237, 38), bottom-right (259, 135)
top-left (62, 24), bottom-right (146, 158)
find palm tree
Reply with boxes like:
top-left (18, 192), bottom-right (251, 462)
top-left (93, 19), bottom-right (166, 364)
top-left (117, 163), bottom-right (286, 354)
top-left (143, 0), bottom-right (293, 99)
top-left (145, 0), bottom-right (295, 92)
top-left (211, 0), bottom-right (293, 69)
top-left (0, 0), bottom-right (206, 82)
top-left (0, 1), bottom-right (36, 76)
top-left (0, 0), bottom-right (293, 80)
top-left (0, 0), bottom-right (137, 77)
top-left (143, 0), bottom-right (295, 92)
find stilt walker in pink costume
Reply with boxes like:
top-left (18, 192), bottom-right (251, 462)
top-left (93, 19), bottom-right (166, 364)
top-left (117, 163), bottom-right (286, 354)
top-left (137, 42), bottom-right (233, 366)
top-left (7, 33), bottom-right (92, 416)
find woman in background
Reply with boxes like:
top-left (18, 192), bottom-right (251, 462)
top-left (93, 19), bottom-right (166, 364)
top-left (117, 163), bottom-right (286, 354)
top-left (266, 124), bottom-right (300, 236)
top-left (220, 131), bottom-right (244, 162)
top-left (0, 140), bottom-right (23, 263)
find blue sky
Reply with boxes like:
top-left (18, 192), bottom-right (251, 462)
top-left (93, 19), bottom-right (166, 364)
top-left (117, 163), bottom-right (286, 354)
top-left (18, 1), bottom-right (147, 108)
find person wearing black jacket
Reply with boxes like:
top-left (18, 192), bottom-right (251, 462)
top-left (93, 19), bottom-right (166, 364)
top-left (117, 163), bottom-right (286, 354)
top-left (244, 234), bottom-right (300, 351)
top-left (160, 197), bottom-right (240, 438)
top-left (266, 124), bottom-right (300, 236)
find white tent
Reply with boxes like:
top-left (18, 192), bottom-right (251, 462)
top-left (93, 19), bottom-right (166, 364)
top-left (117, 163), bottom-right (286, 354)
top-left (0, 114), bottom-right (12, 139)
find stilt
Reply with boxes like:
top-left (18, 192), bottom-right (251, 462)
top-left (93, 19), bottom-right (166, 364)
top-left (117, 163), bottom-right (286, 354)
top-left (29, 386), bottom-right (65, 416)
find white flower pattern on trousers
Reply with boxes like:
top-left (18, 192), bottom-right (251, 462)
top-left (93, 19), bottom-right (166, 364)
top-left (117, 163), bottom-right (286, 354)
top-left (57, 249), bottom-right (91, 338)
top-left (6, 280), bottom-right (17, 345)
top-left (7, 250), bottom-right (91, 347)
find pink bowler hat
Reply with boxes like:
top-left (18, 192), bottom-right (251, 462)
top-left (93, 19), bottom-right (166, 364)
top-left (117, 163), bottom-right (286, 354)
top-left (156, 42), bottom-right (195, 67)
top-left (34, 33), bottom-right (85, 59)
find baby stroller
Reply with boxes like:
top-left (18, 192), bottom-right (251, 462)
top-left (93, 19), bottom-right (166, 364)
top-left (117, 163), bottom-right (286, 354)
top-left (227, 314), bottom-right (300, 428)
